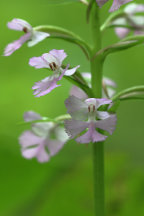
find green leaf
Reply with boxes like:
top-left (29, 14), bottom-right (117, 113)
top-left (112, 86), bottom-right (144, 101)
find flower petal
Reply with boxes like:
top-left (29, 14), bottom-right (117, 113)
top-left (32, 122), bottom-right (53, 137)
top-left (7, 18), bottom-right (32, 31)
top-left (65, 65), bottom-right (80, 76)
top-left (27, 31), bottom-right (50, 47)
top-left (29, 56), bottom-right (50, 69)
top-left (96, 114), bottom-right (117, 135)
top-left (65, 119), bottom-right (88, 138)
top-left (37, 147), bottom-right (50, 163)
top-left (85, 98), bottom-right (112, 109)
top-left (47, 140), bottom-right (65, 156)
top-left (65, 96), bottom-right (88, 120)
top-left (4, 33), bottom-right (31, 56)
top-left (24, 111), bottom-right (42, 122)
top-left (70, 85), bottom-right (88, 100)
top-left (76, 122), bottom-right (107, 143)
top-left (97, 111), bottom-right (110, 120)
top-left (19, 130), bottom-right (43, 148)
top-left (115, 27), bottom-right (130, 39)
top-left (49, 49), bottom-right (67, 65)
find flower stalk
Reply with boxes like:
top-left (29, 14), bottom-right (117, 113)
top-left (90, 1), bottom-right (105, 216)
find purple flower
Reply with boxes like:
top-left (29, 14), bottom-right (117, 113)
top-left (70, 72), bottom-right (117, 100)
top-left (19, 111), bottom-right (68, 163)
top-left (113, 3), bottom-right (144, 38)
top-left (4, 18), bottom-right (50, 56)
top-left (96, 0), bottom-right (132, 12)
top-left (29, 49), bottom-right (80, 97)
top-left (64, 96), bottom-right (117, 143)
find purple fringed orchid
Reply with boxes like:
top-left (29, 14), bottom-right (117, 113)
top-left (64, 96), bottom-right (117, 143)
top-left (4, 18), bottom-right (50, 56)
top-left (113, 3), bottom-right (144, 39)
top-left (29, 49), bottom-right (80, 97)
top-left (19, 111), bottom-right (68, 163)
top-left (96, 0), bottom-right (132, 12)
top-left (70, 72), bottom-right (117, 100)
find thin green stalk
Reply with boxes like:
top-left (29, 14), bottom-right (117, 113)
top-left (90, 1), bottom-right (105, 216)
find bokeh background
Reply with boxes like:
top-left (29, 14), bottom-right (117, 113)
top-left (0, 0), bottom-right (144, 215)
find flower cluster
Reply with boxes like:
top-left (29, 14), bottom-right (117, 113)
top-left (29, 49), bottom-right (80, 97)
top-left (19, 111), bottom-right (69, 163)
top-left (65, 96), bottom-right (117, 143)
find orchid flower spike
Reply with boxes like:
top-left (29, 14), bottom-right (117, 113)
top-left (19, 111), bottom-right (69, 163)
top-left (4, 18), bottom-right (50, 56)
top-left (64, 96), bottom-right (117, 143)
top-left (96, 0), bottom-right (132, 12)
top-left (112, 3), bottom-right (144, 39)
top-left (70, 72), bottom-right (117, 100)
top-left (29, 49), bottom-right (80, 97)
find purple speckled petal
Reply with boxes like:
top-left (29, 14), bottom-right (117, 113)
top-left (115, 27), bottom-right (130, 39)
top-left (7, 18), bottom-right (32, 31)
top-left (27, 31), bottom-right (50, 47)
top-left (96, 114), bottom-right (117, 135)
top-left (76, 122), bottom-right (107, 143)
top-left (49, 49), bottom-right (67, 65)
top-left (29, 56), bottom-right (50, 69)
top-left (70, 85), bottom-right (88, 100)
top-left (65, 65), bottom-right (80, 76)
top-left (65, 119), bottom-right (88, 139)
top-left (65, 96), bottom-right (88, 120)
top-left (4, 33), bottom-right (31, 56)
top-left (24, 111), bottom-right (42, 122)
top-left (109, 0), bottom-right (132, 12)
top-left (19, 130), bottom-right (43, 148)
top-left (96, 0), bottom-right (108, 7)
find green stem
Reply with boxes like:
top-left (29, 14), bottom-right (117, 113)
top-left (90, 1), bottom-right (105, 216)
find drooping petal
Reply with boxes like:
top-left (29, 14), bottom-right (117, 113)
top-left (24, 111), bottom-right (42, 122)
top-left (96, 0), bottom-right (108, 7)
top-left (96, 114), bottom-right (117, 135)
top-left (70, 85), bottom-right (88, 100)
top-left (19, 130), bottom-right (43, 148)
top-left (4, 33), bottom-right (31, 56)
top-left (109, 0), bottom-right (132, 12)
top-left (7, 18), bottom-right (32, 31)
top-left (49, 49), bottom-right (67, 65)
top-left (64, 119), bottom-right (88, 139)
top-left (27, 31), bottom-right (50, 47)
top-left (65, 96), bottom-right (88, 120)
top-left (76, 122), bottom-right (107, 143)
top-left (64, 65), bottom-right (80, 76)
top-left (29, 56), bottom-right (50, 69)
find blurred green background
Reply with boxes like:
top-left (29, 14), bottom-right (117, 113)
top-left (0, 0), bottom-right (144, 215)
